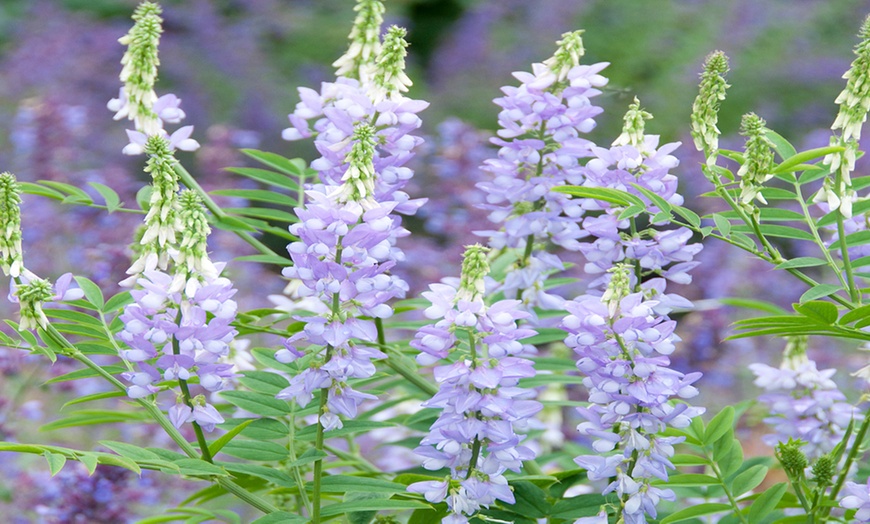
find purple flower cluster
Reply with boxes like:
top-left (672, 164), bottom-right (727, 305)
top-left (475, 37), bottom-right (609, 313)
top-left (274, 125), bottom-right (411, 431)
top-left (408, 246), bottom-right (542, 523)
top-left (117, 266), bottom-right (238, 431)
top-left (750, 351), bottom-right (855, 459)
top-left (842, 478), bottom-right (870, 522)
top-left (282, 76), bottom-right (427, 213)
top-left (563, 271), bottom-right (704, 524)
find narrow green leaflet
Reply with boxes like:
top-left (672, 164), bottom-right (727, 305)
top-left (240, 149), bottom-right (307, 176)
top-left (764, 129), bottom-right (797, 160)
top-left (224, 167), bottom-right (300, 191)
top-left (775, 257), bottom-right (828, 270)
top-left (793, 300), bottom-right (839, 324)
top-left (748, 483), bottom-right (788, 522)
top-left (772, 145), bottom-right (844, 174)
top-left (731, 464), bottom-right (769, 497)
top-left (88, 182), bottom-right (122, 212)
top-left (799, 284), bottom-right (843, 303)
top-left (319, 499), bottom-right (429, 517)
top-left (74, 276), bottom-right (105, 309)
top-left (660, 503), bottom-right (732, 524)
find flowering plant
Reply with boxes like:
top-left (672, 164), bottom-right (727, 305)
top-left (1, 2), bottom-right (870, 523)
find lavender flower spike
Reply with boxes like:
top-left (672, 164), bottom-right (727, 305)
top-left (408, 245), bottom-right (542, 523)
top-left (565, 265), bottom-right (704, 523)
top-left (275, 122), bottom-right (411, 431)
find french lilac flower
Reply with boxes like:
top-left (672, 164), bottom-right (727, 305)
top-left (842, 478), bottom-right (870, 522)
top-left (750, 337), bottom-right (855, 459)
top-left (408, 245), bottom-right (542, 523)
top-left (474, 31), bottom-right (608, 314)
top-left (275, 123), bottom-right (411, 431)
top-left (564, 265), bottom-right (704, 523)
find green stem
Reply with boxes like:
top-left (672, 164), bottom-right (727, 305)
top-left (837, 211), bottom-right (860, 303)
top-left (466, 437), bottom-right (482, 480)
top-left (173, 164), bottom-right (280, 258)
top-left (822, 409), bottom-right (870, 519)
top-left (792, 180), bottom-right (850, 292)
top-left (41, 323), bottom-right (279, 514)
top-left (312, 387), bottom-right (328, 524)
top-left (375, 319), bottom-right (438, 397)
top-left (287, 400), bottom-right (312, 515)
top-left (171, 310), bottom-right (212, 462)
top-left (708, 455), bottom-right (751, 524)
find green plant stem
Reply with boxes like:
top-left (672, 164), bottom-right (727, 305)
top-left (173, 163), bottom-right (279, 258)
top-left (466, 437), bottom-right (482, 480)
top-left (837, 212), bottom-right (860, 303)
top-left (312, 387), bottom-right (328, 524)
top-left (707, 456), bottom-right (750, 524)
top-left (171, 310), bottom-right (213, 462)
top-left (287, 401), bottom-right (313, 516)
top-left (821, 409), bottom-right (870, 520)
top-left (792, 180), bottom-right (850, 292)
top-left (40, 323), bottom-right (279, 515)
top-left (376, 318), bottom-right (438, 397)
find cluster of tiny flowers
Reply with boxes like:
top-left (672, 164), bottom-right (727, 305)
top-left (736, 113), bottom-right (775, 207)
top-left (578, 99), bottom-right (700, 293)
top-left (749, 337), bottom-right (855, 460)
top-left (475, 31), bottom-right (608, 313)
top-left (0, 172), bottom-right (24, 278)
top-left (690, 51), bottom-right (729, 166)
top-left (117, 264), bottom-right (238, 430)
top-left (563, 265), bottom-right (704, 524)
top-left (282, 11), bottom-right (426, 214)
top-left (842, 478), bottom-right (870, 522)
top-left (816, 15), bottom-right (870, 218)
top-left (274, 124), bottom-right (410, 431)
top-left (107, 1), bottom-right (199, 155)
top-left (408, 245), bottom-right (542, 524)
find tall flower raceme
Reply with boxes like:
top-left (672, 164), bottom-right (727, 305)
top-left (407, 245), bottom-right (543, 524)
top-left (736, 113), bottom-right (775, 209)
top-left (814, 14), bottom-right (870, 219)
top-left (116, 139), bottom-right (239, 431)
top-left (274, 123), bottom-right (410, 431)
top-left (107, 1), bottom-right (199, 155)
top-left (577, 98), bottom-right (701, 295)
top-left (332, 0), bottom-right (384, 84)
top-left (690, 50), bottom-right (729, 168)
top-left (0, 172), bottom-right (84, 330)
top-left (282, 15), bottom-right (427, 214)
top-left (749, 336), bottom-right (855, 460)
top-left (475, 31), bottom-right (609, 315)
top-left (563, 264), bottom-right (704, 523)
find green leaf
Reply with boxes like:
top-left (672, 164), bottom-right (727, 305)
top-left (224, 167), bottom-right (300, 191)
top-left (509, 481), bottom-right (551, 518)
top-left (237, 371), bottom-right (291, 395)
top-left (704, 406), bottom-right (735, 444)
top-left (250, 512), bottom-right (307, 524)
top-left (208, 419), bottom-right (255, 457)
top-left (221, 463), bottom-right (296, 488)
top-left (240, 149), bottom-right (306, 176)
top-left (210, 188), bottom-right (297, 207)
top-left (315, 475), bottom-right (409, 494)
top-left (549, 494), bottom-right (609, 519)
top-left (718, 438), bottom-right (745, 478)
top-left (73, 276), bottom-right (104, 309)
top-left (219, 440), bottom-right (289, 462)
top-left (731, 464), bottom-right (769, 497)
top-left (40, 180), bottom-right (93, 203)
top-left (674, 205), bottom-right (702, 228)
top-left (799, 284), bottom-right (842, 303)
top-left (40, 410), bottom-right (148, 431)
top-left (671, 453), bottom-right (709, 466)
top-left (173, 459), bottom-right (227, 477)
top-left (18, 181), bottom-right (65, 199)
top-left (798, 166), bottom-right (830, 184)
top-left (840, 303), bottom-right (870, 325)
top-left (719, 298), bottom-right (787, 315)
top-left (758, 187), bottom-right (797, 200)
top-left (346, 492), bottom-right (389, 524)
top-left (521, 327), bottom-right (566, 345)
top-left (318, 499), bottom-right (428, 517)
top-left (553, 185), bottom-right (643, 207)
top-left (223, 206), bottom-right (298, 223)
top-left (748, 483), bottom-right (788, 522)
top-left (772, 145), bottom-right (844, 174)
top-left (43, 451), bottom-right (66, 476)
top-left (45, 365), bottom-right (128, 384)
top-left (660, 503), bottom-right (732, 524)
top-left (630, 183), bottom-right (672, 213)
top-left (61, 390), bottom-right (126, 410)
top-left (713, 214), bottom-right (732, 237)
top-left (774, 257), bottom-right (828, 270)
top-left (88, 182), bottom-right (122, 212)
top-left (733, 224), bottom-right (814, 241)
top-left (660, 474), bottom-right (721, 487)
top-left (287, 448), bottom-right (328, 468)
top-left (296, 420), bottom-right (393, 440)
top-left (220, 391), bottom-right (291, 417)
top-left (234, 253), bottom-right (293, 266)
top-left (100, 441), bottom-right (163, 462)
top-left (794, 300), bottom-right (839, 324)
top-left (103, 291), bottom-right (134, 313)
top-left (765, 130), bottom-right (797, 160)
top-left (618, 203), bottom-right (646, 220)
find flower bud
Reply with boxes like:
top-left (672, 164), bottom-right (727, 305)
top-left (370, 25), bottom-right (412, 103)
top-left (543, 30), bottom-right (586, 81)
top-left (776, 438), bottom-right (809, 478)
top-left (458, 244), bottom-right (490, 302)
top-left (0, 172), bottom-right (23, 278)
top-left (691, 51), bottom-right (729, 166)
top-left (737, 113), bottom-right (774, 207)
top-left (811, 454), bottom-right (836, 487)
top-left (332, 0), bottom-right (385, 83)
